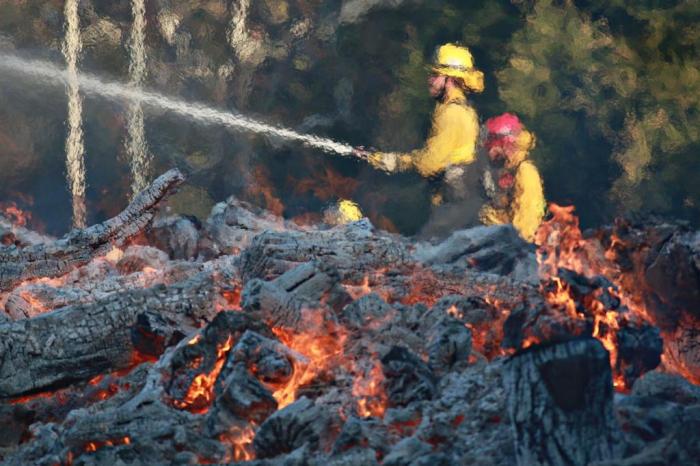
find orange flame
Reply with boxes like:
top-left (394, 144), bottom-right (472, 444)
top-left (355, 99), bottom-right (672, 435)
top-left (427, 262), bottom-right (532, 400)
top-left (0, 202), bottom-right (32, 227)
top-left (534, 203), bottom-right (681, 390)
top-left (172, 335), bottom-right (234, 413)
top-left (352, 358), bottom-right (387, 418)
top-left (248, 166), bottom-right (285, 216)
top-left (270, 314), bottom-right (348, 409)
top-left (220, 425), bottom-right (256, 462)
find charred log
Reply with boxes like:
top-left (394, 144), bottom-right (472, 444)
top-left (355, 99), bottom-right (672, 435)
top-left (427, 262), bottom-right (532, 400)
top-left (241, 261), bottom-right (343, 329)
top-left (240, 220), bottom-right (410, 282)
top-left (0, 169), bottom-right (184, 292)
top-left (381, 346), bottom-right (437, 407)
top-left (3, 250), bottom-right (213, 320)
top-left (209, 363), bottom-right (278, 426)
top-left (253, 396), bottom-right (333, 459)
top-left (504, 338), bottom-right (622, 466)
top-left (0, 363), bottom-right (151, 450)
top-left (223, 330), bottom-right (301, 386)
top-left (426, 316), bottom-right (472, 374)
top-left (0, 270), bottom-right (231, 397)
top-left (414, 224), bottom-right (538, 282)
top-left (616, 324), bottom-right (663, 388)
top-left (163, 311), bottom-right (271, 412)
top-left (332, 416), bottom-right (389, 459)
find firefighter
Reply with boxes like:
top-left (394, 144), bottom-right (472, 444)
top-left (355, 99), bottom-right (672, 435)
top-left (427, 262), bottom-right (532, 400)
top-left (353, 43), bottom-right (487, 237)
top-left (479, 113), bottom-right (545, 241)
top-left (356, 43), bottom-right (483, 177)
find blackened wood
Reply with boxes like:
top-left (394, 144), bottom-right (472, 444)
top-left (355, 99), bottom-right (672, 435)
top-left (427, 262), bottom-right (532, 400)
top-left (0, 169), bottom-right (184, 292)
top-left (239, 220), bottom-right (411, 282)
top-left (0, 270), bottom-right (231, 397)
top-left (212, 363), bottom-right (278, 425)
top-left (241, 261), bottom-right (340, 329)
top-left (381, 346), bottom-right (436, 407)
top-left (253, 396), bottom-right (331, 459)
top-left (504, 338), bottom-right (622, 466)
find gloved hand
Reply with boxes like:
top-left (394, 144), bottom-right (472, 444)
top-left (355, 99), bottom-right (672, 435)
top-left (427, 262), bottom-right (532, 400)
top-left (366, 151), bottom-right (399, 173)
top-left (351, 146), bottom-right (372, 159)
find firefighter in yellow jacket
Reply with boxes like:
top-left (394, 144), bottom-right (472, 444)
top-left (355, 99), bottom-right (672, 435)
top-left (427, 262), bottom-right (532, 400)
top-left (356, 43), bottom-right (483, 178)
top-left (353, 43), bottom-right (487, 237)
top-left (353, 43), bottom-right (545, 239)
top-left (479, 113), bottom-right (545, 241)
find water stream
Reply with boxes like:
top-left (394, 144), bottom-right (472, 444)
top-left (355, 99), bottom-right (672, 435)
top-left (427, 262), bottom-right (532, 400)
top-left (0, 54), bottom-right (356, 158)
top-left (61, 0), bottom-right (86, 228)
top-left (124, 0), bottom-right (151, 197)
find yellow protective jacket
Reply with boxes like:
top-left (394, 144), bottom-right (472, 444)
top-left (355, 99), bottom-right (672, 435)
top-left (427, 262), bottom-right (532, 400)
top-left (394, 87), bottom-right (480, 177)
top-left (479, 155), bottom-right (546, 242)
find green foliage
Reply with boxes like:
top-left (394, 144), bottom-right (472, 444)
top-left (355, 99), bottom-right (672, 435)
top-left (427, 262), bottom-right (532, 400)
top-left (498, 0), bottom-right (700, 224)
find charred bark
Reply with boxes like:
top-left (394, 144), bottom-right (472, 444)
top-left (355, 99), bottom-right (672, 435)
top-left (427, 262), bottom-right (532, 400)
top-left (240, 220), bottom-right (411, 282)
top-left (0, 169), bottom-right (184, 292)
top-left (241, 261), bottom-right (344, 329)
top-left (0, 270), bottom-right (232, 397)
top-left (504, 338), bottom-right (622, 466)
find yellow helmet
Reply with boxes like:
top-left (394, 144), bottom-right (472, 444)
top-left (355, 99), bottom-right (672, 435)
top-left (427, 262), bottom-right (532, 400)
top-left (431, 43), bottom-right (484, 93)
top-left (324, 199), bottom-right (364, 225)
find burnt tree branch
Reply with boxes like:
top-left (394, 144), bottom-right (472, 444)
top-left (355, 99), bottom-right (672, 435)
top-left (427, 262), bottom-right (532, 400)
top-left (0, 169), bottom-right (185, 292)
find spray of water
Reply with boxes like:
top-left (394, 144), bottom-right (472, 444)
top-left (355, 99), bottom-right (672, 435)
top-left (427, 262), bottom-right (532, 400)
top-left (62, 0), bottom-right (87, 228)
top-left (125, 0), bottom-right (151, 197)
top-left (0, 54), bottom-right (356, 157)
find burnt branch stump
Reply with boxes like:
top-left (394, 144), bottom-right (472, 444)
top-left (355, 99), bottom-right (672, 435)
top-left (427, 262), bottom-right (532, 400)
top-left (504, 338), bottom-right (622, 466)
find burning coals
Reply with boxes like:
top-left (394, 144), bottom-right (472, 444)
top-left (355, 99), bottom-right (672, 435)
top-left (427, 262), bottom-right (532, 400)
top-left (0, 170), bottom-right (698, 466)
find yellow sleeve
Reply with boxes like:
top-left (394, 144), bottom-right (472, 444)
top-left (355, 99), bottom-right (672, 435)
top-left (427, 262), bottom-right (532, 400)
top-left (512, 161), bottom-right (546, 242)
top-left (396, 104), bottom-right (479, 177)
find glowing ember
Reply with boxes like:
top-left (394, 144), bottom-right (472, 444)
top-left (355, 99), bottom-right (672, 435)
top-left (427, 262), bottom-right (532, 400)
top-left (270, 316), bottom-right (348, 409)
top-left (352, 359), bottom-right (387, 418)
top-left (220, 425), bottom-right (256, 462)
top-left (172, 335), bottom-right (234, 413)
top-left (83, 436), bottom-right (131, 453)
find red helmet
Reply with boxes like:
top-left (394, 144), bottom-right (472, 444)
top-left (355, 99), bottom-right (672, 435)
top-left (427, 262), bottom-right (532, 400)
top-left (486, 113), bottom-right (523, 136)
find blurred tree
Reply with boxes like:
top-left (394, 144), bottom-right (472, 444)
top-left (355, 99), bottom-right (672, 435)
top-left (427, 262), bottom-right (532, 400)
top-left (498, 0), bottom-right (700, 225)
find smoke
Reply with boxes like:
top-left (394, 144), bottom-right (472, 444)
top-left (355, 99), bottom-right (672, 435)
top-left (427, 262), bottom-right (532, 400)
top-left (0, 54), bottom-right (356, 157)
top-left (125, 0), bottom-right (151, 197)
top-left (62, 0), bottom-right (87, 228)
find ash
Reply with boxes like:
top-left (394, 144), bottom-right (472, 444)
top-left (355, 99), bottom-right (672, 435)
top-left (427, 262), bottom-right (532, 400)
top-left (0, 170), bottom-right (698, 466)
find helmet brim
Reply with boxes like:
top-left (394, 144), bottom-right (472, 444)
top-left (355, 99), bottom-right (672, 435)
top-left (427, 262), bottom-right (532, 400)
top-left (430, 65), bottom-right (485, 93)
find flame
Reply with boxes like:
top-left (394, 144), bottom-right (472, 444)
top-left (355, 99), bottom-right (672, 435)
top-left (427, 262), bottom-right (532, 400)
top-left (248, 166), bottom-right (284, 216)
top-left (352, 359), bottom-right (387, 418)
top-left (83, 436), bottom-right (131, 453)
top-left (172, 335), bottom-right (234, 413)
top-left (220, 425), bottom-right (256, 462)
top-left (103, 246), bottom-right (124, 263)
top-left (187, 334), bottom-right (202, 345)
top-left (0, 202), bottom-right (32, 227)
top-left (292, 166), bottom-right (360, 202)
top-left (533, 203), bottom-right (686, 391)
top-left (543, 277), bottom-right (579, 318)
top-left (270, 315), bottom-right (348, 409)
